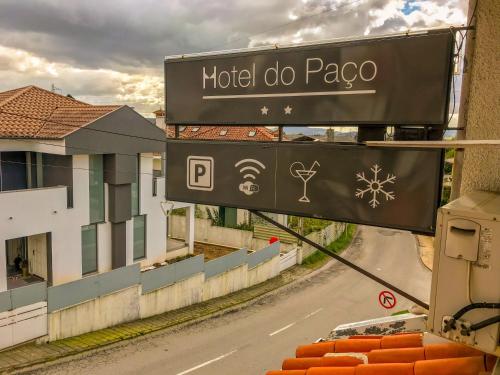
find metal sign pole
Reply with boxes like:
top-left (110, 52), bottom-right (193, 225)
top-left (250, 209), bottom-right (430, 310)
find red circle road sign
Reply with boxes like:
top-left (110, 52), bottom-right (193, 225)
top-left (378, 291), bottom-right (397, 309)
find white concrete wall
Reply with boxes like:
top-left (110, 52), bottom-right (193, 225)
top-left (48, 285), bottom-right (140, 341)
top-left (171, 216), bottom-right (253, 249)
top-left (43, 251), bottom-right (279, 343)
top-left (139, 273), bottom-right (204, 319)
top-left (165, 246), bottom-right (189, 261)
top-left (137, 153), bottom-right (167, 268)
top-left (247, 257), bottom-right (280, 287)
top-left (97, 183), bottom-right (112, 273)
top-left (301, 222), bottom-right (345, 259)
top-left (0, 154), bottom-right (90, 290)
top-left (0, 152), bottom-right (176, 291)
top-left (51, 155), bottom-right (90, 286)
top-left (0, 302), bottom-right (47, 350)
top-left (97, 221), bottom-right (112, 273)
top-left (202, 264), bottom-right (248, 301)
top-left (170, 215), bottom-right (295, 252)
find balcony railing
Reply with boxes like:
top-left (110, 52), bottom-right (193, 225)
top-left (0, 185), bottom-right (73, 208)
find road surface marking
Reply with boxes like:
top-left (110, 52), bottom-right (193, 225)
top-left (175, 349), bottom-right (238, 375)
top-left (269, 322), bottom-right (296, 336)
top-left (304, 308), bottom-right (323, 319)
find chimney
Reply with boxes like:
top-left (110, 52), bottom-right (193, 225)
top-left (153, 108), bottom-right (166, 130)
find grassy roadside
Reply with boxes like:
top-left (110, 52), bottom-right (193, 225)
top-left (302, 224), bottom-right (357, 269)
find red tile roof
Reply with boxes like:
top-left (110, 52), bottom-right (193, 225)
top-left (267, 333), bottom-right (496, 375)
top-left (0, 85), bottom-right (121, 139)
top-left (165, 125), bottom-right (276, 141)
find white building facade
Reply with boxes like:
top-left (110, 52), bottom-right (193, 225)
top-left (0, 86), bottom-right (195, 349)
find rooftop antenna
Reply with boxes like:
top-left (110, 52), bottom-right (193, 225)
top-left (51, 84), bottom-right (62, 94)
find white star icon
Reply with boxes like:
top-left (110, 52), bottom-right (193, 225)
top-left (284, 105), bottom-right (292, 115)
top-left (260, 106), bottom-right (269, 115)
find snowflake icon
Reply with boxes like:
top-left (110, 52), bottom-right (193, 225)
top-left (355, 164), bottom-right (396, 208)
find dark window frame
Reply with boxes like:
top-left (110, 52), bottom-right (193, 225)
top-left (89, 154), bottom-right (105, 224)
top-left (81, 224), bottom-right (98, 276)
top-left (133, 214), bottom-right (147, 261)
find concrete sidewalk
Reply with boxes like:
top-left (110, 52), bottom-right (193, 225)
top-left (416, 235), bottom-right (434, 271)
top-left (0, 263), bottom-right (319, 374)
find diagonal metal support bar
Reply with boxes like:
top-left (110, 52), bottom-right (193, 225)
top-left (250, 210), bottom-right (429, 310)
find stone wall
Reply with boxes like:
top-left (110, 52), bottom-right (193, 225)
top-left (458, 0), bottom-right (500, 195)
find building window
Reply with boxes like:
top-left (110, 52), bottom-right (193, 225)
top-left (81, 224), bottom-right (98, 275)
top-left (133, 215), bottom-right (146, 261)
top-left (0, 152), bottom-right (28, 191)
top-left (89, 155), bottom-right (104, 223)
top-left (131, 155), bottom-right (140, 216)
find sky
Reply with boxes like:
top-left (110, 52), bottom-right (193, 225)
top-left (0, 0), bottom-right (468, 116)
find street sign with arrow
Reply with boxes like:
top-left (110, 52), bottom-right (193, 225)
top-left (379, 290), bottom-right (397, 309)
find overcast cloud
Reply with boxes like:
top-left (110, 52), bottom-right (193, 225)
top-left (0, 0), bottom-right (467, 115)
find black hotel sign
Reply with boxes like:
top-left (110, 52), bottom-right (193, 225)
top-left (165, 30), bottom-right (453, 126)
top-left (166, 141), bottom-right (443, 234)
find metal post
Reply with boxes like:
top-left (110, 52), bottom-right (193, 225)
top-left (278, 126), bottom-right (283, 142)
top-left (250, 210), bottom-right (429, 309)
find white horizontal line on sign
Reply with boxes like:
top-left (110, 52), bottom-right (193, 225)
top-left (203, 90), bottom-right (376, 100)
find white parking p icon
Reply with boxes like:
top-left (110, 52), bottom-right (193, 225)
top-left (187, 156), bottom-right (214, 191)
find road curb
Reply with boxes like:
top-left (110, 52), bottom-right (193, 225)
top-left (414, 235), bottom-right (433, 272)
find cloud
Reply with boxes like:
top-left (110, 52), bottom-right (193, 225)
top-left (0, 45), bottom-right (162, 114)
top-left (0, 0), bottom-right (467, 116)
top-left (248, 0), bottom-right (467, 45)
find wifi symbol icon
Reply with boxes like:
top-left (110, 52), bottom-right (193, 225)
top-left (234, 158), bottom-right (266, 196)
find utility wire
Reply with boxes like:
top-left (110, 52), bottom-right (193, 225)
top-left (0, 108), bottom-right (174, 163)
top-left (0, 157), bottom-right (159, 177)
top-left (0, 108), bottom-right (167, 145)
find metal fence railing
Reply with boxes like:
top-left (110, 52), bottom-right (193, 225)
top-left (0, 243), bottom-right (281, 313)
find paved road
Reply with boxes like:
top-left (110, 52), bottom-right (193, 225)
top-left (28, 226), bottom-right (431, 375)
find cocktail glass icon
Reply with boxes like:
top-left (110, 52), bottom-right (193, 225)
top-left (290, 161), bottom-right (320, 203)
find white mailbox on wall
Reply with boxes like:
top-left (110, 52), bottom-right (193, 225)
top-left (429, 191), bottom-right (500, 355)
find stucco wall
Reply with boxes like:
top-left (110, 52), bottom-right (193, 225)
top-left (48, 285), bottom-right (140, 341)
top-left (0, 154), bottom-right (90, 290)
top-left (170, 215), bottom-right (295, 252)
top-left (301, 222), bottom-right (345, 259)
top-left (180, 217), bottom-right (253, 249)
top-left (139, 273), bottom-right (204, 319)
top-left (137, 153), bottom-right (167, 267)
top-left (460, 0), bottom-right (500, 194)
top-left (247, 257), bottom-right (280, 287)
top-left (203, 264), bottom-right (248, 301)
top-left (0, 302), bottom-right (47, 350)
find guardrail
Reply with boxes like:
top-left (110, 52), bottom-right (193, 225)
top-left (247, 242), bottom-right (280, 269)
top-left (47, 264), bottom-right (140, 313)
top-left (0, 282), bottom-right (47, 313)
top-left (0, 243), bottom-right (281, 313)
top-left (141, 255), bottom-right (204, 294)
top-left (204, 248), bottom-right (247, 279)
